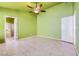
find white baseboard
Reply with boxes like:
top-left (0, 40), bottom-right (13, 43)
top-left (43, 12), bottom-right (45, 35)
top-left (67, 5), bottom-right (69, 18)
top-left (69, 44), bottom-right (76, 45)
top-left (73, 45), bottom-right (79, 56)
top-left (37, 35), bottom-right (60, 40)
top-left (37, 35), bottom-right (74, 44)
top-left (20, 35), bottom-right (37, 40)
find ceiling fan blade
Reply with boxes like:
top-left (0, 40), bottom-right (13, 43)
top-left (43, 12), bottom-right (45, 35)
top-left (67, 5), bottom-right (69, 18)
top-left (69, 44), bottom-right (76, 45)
top-left (39, 4), bottom-right (42, 8)
top-left (27, 5), bottom-right (33, 9)
top-left (41, 10), bottom-right (46, 12)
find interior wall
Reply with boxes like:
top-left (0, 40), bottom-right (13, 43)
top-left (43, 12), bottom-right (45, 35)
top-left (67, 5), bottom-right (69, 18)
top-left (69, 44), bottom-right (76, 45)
top-left (37, 2), bottom-right (73, 39)
top-left (6, 18), bottom-right (14, 23)
top-left (0, 8), bottom-right (37, 43)
top-left (75, 2), bottom-right (79, 55)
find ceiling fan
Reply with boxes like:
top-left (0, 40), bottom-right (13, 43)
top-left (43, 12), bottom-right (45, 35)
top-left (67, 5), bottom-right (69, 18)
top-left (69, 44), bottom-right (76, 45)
top-left (27, 2), bottom-right (46, 14)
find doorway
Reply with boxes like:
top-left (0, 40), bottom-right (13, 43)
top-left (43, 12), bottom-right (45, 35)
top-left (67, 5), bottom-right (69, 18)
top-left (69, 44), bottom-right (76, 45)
top-left (5, 16), bottom-right (17, 42)
top-left (61, 16), bottom-right (75, 44)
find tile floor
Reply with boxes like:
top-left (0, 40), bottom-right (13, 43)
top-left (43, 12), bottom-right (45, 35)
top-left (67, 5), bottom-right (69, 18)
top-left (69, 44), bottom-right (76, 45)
top-left (0, 36), bottom-right (77, 56)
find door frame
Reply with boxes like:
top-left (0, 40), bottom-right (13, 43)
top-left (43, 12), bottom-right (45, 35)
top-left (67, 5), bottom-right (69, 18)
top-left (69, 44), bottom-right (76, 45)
top-left (4, 16), bottom-right (18, 42)
top-left (73, 11), bottom-right (76, 46)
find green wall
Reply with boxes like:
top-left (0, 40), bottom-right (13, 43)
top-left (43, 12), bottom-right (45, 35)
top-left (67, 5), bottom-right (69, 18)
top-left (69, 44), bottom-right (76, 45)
top-left (37, 3), bottom-right (73, 39)
top-left (75, 2), bottom-right (79, 54)
top-left (6, 17), bottom-right (14, 23)
top-left (0, 8), bottom-right (37, 43)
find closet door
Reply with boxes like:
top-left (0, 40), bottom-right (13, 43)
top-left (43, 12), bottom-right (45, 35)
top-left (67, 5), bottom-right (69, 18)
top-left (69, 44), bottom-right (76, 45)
top-left (61, 16), bottom-right (75, 43)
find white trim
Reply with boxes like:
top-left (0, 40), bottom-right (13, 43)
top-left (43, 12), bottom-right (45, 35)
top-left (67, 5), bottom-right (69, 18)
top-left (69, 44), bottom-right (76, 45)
top-left (4, 16), bottom-right (18, 42)
top-left (37, 35), bottom-right (59, 40)
top-left (20, 35), bottom-right (37, 40)
top-left (73, 44), bottom-right (79, 56)
top-left (73, 10), bottom-right (76, 46)
top-left (37, 35), bottom-right (74, 44)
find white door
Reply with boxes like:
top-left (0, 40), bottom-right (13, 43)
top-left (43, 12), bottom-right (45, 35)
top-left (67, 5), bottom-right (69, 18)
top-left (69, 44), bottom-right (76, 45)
top-left (61, 16), bottom-right (75, 43)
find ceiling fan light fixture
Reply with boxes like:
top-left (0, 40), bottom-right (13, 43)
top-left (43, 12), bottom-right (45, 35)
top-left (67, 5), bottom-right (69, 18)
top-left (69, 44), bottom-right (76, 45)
top-left (27, 3), bottom-right (46, 14)
top-left (34, 10), bottom-right (39, 13)
top-left (34, 8), bottom-right (40, 13)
